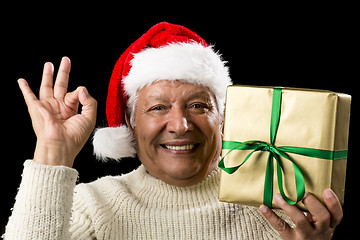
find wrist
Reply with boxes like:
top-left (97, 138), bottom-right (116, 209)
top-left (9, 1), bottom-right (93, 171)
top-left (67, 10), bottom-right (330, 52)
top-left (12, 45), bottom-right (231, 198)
top-left (33, 140), bottom-right (75, 167)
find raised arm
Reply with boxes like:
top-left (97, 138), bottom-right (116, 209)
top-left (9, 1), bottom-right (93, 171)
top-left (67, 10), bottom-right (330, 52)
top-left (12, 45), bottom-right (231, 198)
top-left (4, 57), bottom-right (97, 239)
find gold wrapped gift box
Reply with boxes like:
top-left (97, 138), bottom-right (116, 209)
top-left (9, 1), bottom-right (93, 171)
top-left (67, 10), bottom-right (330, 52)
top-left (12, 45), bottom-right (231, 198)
top-left (218, 85), bottom-right (351, 210)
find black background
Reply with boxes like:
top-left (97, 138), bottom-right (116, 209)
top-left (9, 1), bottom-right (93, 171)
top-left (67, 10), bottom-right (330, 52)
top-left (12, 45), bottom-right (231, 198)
top-left (1, 4), bottom-right (358, 238)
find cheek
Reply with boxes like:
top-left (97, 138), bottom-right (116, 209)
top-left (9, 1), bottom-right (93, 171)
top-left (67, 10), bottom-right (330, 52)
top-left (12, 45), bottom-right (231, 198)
top-left (134, 116), bottom-right (164, 150)
top-left (208, 127), bottom-right (222, 155)
top-left (196, 115), bottom-right (222, 150)
top-left (203, 113), bottom-right (221, 136)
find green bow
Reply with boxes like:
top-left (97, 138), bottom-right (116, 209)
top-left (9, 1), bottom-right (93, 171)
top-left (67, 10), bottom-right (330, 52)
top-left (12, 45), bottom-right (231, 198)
top-left (219, 87), bottom-right (348, 208)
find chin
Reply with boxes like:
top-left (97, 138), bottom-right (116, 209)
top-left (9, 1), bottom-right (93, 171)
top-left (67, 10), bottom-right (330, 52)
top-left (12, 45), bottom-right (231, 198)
top-left (162, 161), bottom-right (205, 180)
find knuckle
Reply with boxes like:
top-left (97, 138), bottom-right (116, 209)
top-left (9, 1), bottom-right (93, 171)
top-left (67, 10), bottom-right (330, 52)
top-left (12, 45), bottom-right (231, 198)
top-left (338, 211), bottom-right (344, 222)
top-left (55, 80), bottom-right (68, 88)
top-left (332, 212), bottom-right (343, 227)
top-left (275, 218), bottom-right (288, 232)
top-left (294, 218), bottom-right (308, 229)
top-left (89, 97), bottom-right (98, 108)
top-left (77, 86), bottom-right (86, 91)
top-left (326, 197), bottom-right (338, 209)
top-left (319, 210), bottom-right (331, 222)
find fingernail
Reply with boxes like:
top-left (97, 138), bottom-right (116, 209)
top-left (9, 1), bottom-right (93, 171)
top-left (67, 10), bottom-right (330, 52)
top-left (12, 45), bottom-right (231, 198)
top-left (274, 193), bottom-right (284, 203)
top-left (17, 78), bottom-right (26, 86)
top-left (61, 57), bottom-right (66, 65)
top-left (62, 56), bottom-right (70, 62)
top-left (44, 62), bottom-right (54, 73)
top-left (259, 205), bottom-right (269, 215)
top-left (324, 189), bottom-right (335, 199)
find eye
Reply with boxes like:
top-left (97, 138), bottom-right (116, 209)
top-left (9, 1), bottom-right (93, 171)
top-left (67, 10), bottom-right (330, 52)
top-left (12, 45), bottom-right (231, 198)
top-left (188, 102), bottom-right (211, 113)
top-left (149, 105), bottom-right (167, 111)
top-left (189, 102), bottom-right (209, 109)
top-left (190, 103), bottom-right (203, 109)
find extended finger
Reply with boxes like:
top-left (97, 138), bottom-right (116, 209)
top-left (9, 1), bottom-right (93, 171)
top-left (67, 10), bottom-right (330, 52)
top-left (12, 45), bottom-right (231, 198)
top-left (18, 78), bottom-right (38, 106)
top-left (39, 62), bottom-right (54, 99)
top-left (259, 205), bottom-right (293, 239)
top-left (54, 57), bottom-right (71, 100)
top-left (302, 192), bottom-right (331, 230)
top-left (323, 189), bottom-right (343, 228)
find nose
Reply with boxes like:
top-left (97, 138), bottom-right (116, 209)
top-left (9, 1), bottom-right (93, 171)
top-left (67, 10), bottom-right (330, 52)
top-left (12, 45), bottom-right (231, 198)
top-left (166, 107), bottom-right (192, 136)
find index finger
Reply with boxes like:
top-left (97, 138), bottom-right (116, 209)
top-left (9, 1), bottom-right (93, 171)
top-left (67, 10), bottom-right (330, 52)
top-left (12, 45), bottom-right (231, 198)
top-left (259, 205), bottom-right (294, 238)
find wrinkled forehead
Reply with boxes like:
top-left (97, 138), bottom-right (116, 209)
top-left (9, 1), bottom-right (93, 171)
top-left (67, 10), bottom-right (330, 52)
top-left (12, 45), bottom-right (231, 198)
top-left (139, 80), bottom-right (215, 98)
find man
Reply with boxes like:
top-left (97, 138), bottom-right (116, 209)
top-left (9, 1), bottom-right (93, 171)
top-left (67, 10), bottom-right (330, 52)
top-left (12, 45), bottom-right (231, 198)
top-left (5, 22), bottom-right (342, 239)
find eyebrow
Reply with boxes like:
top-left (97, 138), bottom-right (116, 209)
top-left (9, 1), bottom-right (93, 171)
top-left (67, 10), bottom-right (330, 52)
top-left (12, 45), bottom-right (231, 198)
top-left (185, 90), bottom-right (213, 100)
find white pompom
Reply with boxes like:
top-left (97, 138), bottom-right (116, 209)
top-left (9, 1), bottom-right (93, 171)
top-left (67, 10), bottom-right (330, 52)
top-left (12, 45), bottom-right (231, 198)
top-left (92, 126), bottom-right (137, 161)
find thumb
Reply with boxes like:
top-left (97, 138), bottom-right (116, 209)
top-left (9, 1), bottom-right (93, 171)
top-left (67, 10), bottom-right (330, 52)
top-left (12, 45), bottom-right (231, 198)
top-left (78, 87), bottom-right (97, 126)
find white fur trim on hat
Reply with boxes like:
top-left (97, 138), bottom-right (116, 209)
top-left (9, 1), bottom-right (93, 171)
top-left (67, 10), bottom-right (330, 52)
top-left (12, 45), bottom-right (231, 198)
top-left (123, 42), bottom-right (232, 114)
top-left (93, 126), bottom-right (137, 161)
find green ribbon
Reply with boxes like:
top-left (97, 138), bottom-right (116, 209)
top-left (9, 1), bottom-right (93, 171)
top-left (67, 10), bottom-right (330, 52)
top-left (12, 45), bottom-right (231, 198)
top-left (219, 87), bottom-right (348, 208)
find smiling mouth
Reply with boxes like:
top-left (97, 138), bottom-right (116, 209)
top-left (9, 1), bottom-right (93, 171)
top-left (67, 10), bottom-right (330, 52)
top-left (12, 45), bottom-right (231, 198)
top-left (160, 144), bottom-right (199, 151)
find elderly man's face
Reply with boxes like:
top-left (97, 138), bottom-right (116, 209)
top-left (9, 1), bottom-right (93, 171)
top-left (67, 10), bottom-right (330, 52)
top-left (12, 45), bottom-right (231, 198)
top-left (131, 80), bottom-right (222, 187)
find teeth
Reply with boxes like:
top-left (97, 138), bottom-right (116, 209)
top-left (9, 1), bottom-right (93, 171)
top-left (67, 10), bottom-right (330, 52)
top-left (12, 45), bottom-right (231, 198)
top-left (164, 144), bottom-right (195, 150)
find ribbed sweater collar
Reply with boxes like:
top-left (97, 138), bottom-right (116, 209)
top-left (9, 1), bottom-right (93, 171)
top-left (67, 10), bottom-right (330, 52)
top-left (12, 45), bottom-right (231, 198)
top-left (125, 165), bottom-right (221, 208)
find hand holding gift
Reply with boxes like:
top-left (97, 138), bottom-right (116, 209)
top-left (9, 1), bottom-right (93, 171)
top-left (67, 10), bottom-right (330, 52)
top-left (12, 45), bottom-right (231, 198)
top-left (259, 190), bottom-right (343, 239)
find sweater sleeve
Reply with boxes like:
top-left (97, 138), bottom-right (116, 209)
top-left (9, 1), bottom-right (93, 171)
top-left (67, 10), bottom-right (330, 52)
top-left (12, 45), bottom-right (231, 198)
top-left (4, 160), bottom-right (85, 239)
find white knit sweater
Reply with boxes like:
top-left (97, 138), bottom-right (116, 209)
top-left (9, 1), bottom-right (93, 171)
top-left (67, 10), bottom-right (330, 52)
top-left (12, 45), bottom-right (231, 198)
top-left (4, 160), bottom-right (290, 239)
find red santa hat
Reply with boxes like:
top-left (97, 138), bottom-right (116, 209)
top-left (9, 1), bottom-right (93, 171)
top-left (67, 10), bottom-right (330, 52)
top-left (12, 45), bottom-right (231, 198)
top-left (93, 22), bottom-right (232, 161)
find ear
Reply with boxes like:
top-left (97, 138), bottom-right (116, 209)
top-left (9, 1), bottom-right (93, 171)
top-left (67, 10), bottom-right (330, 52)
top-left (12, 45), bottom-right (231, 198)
top-left (219, 120), bottom-right (224, 138)
top-left (125, 112), bottom-right (134, 133)
top-left (220, 109), bottom-right (225, 136)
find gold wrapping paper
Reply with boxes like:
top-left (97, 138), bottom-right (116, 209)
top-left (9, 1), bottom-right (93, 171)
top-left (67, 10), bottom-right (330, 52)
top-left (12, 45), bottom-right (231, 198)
top-left (218, 85), bottom-right (351, 210)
